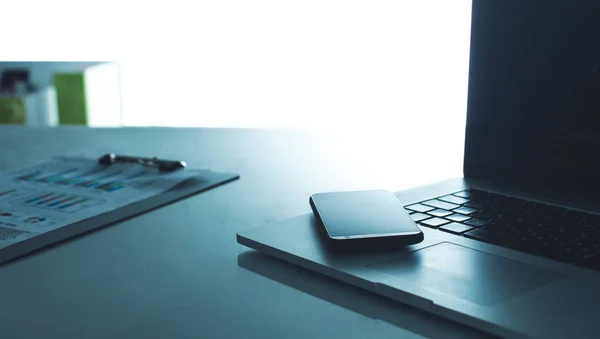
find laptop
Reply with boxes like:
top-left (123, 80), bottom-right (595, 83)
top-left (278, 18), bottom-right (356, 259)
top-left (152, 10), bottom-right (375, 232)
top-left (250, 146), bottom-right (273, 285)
top-left (237, 1), bottom-right (600, 338)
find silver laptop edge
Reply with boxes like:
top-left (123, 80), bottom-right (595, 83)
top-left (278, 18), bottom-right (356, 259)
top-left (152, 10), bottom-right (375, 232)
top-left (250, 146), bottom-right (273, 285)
top-left (238, 179), bottom-right (600, 339)
top-left (237, 1), bottom-right (600, 338)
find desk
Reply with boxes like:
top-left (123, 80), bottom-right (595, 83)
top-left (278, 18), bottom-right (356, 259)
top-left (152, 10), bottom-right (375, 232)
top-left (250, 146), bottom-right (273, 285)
top-left (0, 126), bottom-right (487, 339)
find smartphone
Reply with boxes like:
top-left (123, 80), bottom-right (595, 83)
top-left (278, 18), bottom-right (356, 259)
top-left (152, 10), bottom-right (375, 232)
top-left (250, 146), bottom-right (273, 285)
top-left (309, 190), bottom-right (423, 252)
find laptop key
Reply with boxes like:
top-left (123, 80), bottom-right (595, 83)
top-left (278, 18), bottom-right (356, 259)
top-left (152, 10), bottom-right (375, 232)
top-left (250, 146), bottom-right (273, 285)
top-left (428, 189), bottom-right (600, 264)
top-left (428, 209), bottom-right (453, 217)
top-left (471, 211), bottom-right (490, 220)
top-left (420, 217), bottom-right (450, 228)
top-left (453, 190), bottom-right (471, 198)
top-left (439, 195), bottom-right (469, 205)
top-left (422, 200), bottom-right (460, 210)
top-left (446, 213), bottom-right (471, 222)
top-left (410, 212), bottom-right (431, 222)
top-left (453, 206), bottom-right (477, 215)
top-left (405, 204), bottom-right (434, 213)
top-left (464, 218), bottom-right (489, 227)
top-left (464, 201), bottom-right (482, 209)
top-left (440, 222), bottom-right (475, 235)
top-left (464, 228), bottom-right (501, 245)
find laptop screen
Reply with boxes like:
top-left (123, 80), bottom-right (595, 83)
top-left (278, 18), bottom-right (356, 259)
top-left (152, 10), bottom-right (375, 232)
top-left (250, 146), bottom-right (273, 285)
top-left (464, 0), bottom-right (600, 192)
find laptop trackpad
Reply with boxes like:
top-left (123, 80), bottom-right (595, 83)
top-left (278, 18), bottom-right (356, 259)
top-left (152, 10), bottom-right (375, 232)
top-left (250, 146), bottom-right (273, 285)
top-left (367, 242), bottom-right (563, 306)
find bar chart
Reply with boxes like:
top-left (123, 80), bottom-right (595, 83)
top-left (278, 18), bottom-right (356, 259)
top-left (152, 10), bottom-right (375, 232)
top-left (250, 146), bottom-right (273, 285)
top-left (75, 170), bottom-right (125, 188)
top-left (14, 165), bottom-right (151, 193)
top-left (55, 167), bottom-right (112, 186)
top-left (92, 170), bottom-right (149, 192)
top-left (16, 170), bottom-right (41, 181)
top-left (35, 168), bottom-right (79, 183)
top-left (0, 189), bottom-right (17, 197)
top-left (16, 191), bottom-right (103, 213)
top-left (0, 187), bottom-right (32, 201)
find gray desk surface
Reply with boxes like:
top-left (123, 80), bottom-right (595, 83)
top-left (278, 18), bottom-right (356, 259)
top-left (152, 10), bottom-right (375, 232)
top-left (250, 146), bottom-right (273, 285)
top-left (0, 126), bottom-right (489, 339)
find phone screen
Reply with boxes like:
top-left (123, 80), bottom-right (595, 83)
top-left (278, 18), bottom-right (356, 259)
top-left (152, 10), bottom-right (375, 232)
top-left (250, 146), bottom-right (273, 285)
top-left (311, 190), bottom-right (420, 239)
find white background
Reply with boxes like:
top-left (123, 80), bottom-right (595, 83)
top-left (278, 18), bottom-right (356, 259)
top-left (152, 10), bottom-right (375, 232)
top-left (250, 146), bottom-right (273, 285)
top-left (5, 1), bottom-right (472, 131)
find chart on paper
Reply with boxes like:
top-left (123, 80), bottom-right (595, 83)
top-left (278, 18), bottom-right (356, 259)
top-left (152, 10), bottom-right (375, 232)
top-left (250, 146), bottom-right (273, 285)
top-left (0, 156), bottom-right (207, 252)
top-left (0, 187), bottom-right (33, 201)
top-left (14, 165), bottom-right (151, 193)
top-left (12, 191), bottom-right (104, 213)
top-left (0, 208), bottom-right (62, 228)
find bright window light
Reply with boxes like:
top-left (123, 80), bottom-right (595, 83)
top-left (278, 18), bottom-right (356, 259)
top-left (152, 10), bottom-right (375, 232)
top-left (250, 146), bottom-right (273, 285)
top-left (116, 1), bottom-right (472, 129)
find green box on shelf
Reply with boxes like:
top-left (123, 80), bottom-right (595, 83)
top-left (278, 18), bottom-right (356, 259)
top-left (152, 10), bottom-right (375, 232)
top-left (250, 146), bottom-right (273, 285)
top-left (0, 88), bottom-right (58, 126)
top-left (53, 73), bottom-right (87, 125)
top-left (0, 97), bottom-right (26, 124)
top-left (53, 62), bottom-right (122, 126)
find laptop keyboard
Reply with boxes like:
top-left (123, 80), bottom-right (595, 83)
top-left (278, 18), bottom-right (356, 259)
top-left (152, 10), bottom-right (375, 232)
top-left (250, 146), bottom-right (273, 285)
top-left (405, 189), bottom-right (600, 273)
